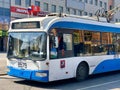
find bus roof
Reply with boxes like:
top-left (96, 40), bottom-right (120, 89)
top-left (10, 15), bottom-right (120, 33)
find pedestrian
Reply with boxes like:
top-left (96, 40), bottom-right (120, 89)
top-left (58, 33), bottom-right (66, 57)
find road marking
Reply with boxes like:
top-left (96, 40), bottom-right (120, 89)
top-left (78, 79), bottom-right (120, 90)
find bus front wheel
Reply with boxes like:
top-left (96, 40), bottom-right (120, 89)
top-left (75, 62), bottom-right (89, 81)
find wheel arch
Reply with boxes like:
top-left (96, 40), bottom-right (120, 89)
top-left (76, 61), bottom-right (89, 73)
top-left (75, 61), bottom-right (90, 81)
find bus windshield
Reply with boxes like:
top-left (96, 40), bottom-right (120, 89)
top-left (7, 32), bottom-right (47, 60)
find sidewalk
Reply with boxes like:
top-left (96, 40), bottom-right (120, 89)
top-left (0, 53), bottom-right (8, 75)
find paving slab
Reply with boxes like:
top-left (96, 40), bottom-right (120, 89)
top-left (0, 53), bottom-right (7, 75)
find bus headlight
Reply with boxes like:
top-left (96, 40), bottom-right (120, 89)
top-left (35, 72), bottom-right (47, 77)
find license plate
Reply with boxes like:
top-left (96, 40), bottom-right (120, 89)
top-left (18, 60), bottom-right (27, 69)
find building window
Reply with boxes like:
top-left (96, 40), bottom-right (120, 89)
top-left (104, 2), bottom-right (107, 10)
top-left (35, 1), bottom-right (40, 6)
top-left (95, 0), bottom-right (98, 6)
top-left (116, 19), bottom-right (118, 22)
top-left (84, 0), bottom-right (88, 3)
top-left (25, 0), bottom-right (31, 7)
top-left (99, 1), bottom-right (102, 7)
top-left (0, 8), bottom-right (10, 16)
top-left (59, 6), bottom-right (63, 13)
top-left (51, 5), bottom-right (56, 13)
top-left (89, 0), bottom-right (93, 4)
top-left (109, 5), bottom-right (113, 10)
top-left (66, 8), bottom-right (70, 14)
top-left (84, 12), bottom-right (87, 15)
top-left (4, 0), bottom-right (10, 3)
top-left (4, 8), bottom-right (10, 16)
top-left (3, 2), bottom-right (10, 8)
top-left (43, 3), bottom-right (48, 11)
top-left (73, 9), bottom-right (76, 15)
top-left (15, 0), bottom-right (21, 5)
top-left (78, 10), bottom-right (82, 16)
top-left (89, 13), bottom-right (92, 17)
top-left (79, 0), bottom-right (82, 2)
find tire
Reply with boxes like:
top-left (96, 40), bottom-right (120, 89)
top-left (75, 62), bottom-right (89, 81)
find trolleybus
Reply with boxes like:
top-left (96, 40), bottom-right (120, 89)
top-left (7, 14), bottom-right (120, 82)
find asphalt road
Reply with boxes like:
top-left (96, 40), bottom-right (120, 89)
top-left (1, 53), bottom-right (120, 90)
top-left (1, 71), bottom-right (120, 90)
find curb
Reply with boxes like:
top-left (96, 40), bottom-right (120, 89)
top-left (0, 53), bottom-right (7, 76)
top-left (0, 73), bottom-right (7, 76)
top-left (0, 71), bottom-right (7, 76)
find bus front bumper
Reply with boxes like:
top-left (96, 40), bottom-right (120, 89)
top-left (7, 66), bottom-right (49, 82)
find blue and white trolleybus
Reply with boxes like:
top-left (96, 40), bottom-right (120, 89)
top-left (7, 14), bottom-right (120, 82)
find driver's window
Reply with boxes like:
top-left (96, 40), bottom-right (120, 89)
top-left (49, 29), bottom-right (58, 59)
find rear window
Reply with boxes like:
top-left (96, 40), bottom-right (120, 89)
top-left (11, 21), bottom-right (40, 29)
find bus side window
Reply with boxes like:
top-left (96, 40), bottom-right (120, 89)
top-left (106, 44), bottom-right (116, 55)
top-left (58, 34), bottom-right (66, 58)
top-left (58, 33), bottom-right (73, 58)
top-left (74, 42), bottom-right (84, 56)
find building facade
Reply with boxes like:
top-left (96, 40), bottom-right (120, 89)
top-left (11, 0), bottom-right (109, 18)
top-left (113, 0), bottom-right (120, 22)
top-left (0, 0), bottom-right (120, 52)
top-left (83, 0), bottom-right (108, 17)
top-left (11, 0), bottom-right (66, 20)
top-left (0, 0), bottom-right (10, 52)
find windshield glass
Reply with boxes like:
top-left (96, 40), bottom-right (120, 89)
top-left (7, 32), bottom-right (47, 60)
